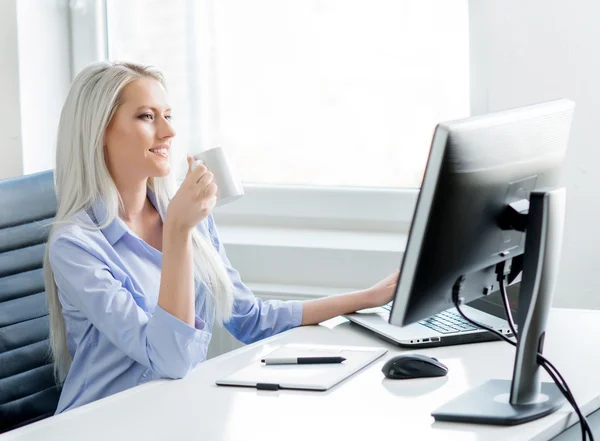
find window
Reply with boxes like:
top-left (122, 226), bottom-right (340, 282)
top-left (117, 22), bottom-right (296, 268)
top-left (104, 0), bottom-right (469, 189)
top-left (71, 0), bottom-right (470, 294)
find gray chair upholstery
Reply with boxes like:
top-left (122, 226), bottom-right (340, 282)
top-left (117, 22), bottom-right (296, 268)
top-left (0, 170), bottom-right (60, 433)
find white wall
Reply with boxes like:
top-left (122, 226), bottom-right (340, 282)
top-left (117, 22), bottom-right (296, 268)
top-left (0, 0), bottom-right (70, 179)
top-left (0, 0), bottom-right (24, 178)
top-left (17, 0), bottom-right (71, 175)
top-left (470, 0), bottom-right (600, 309)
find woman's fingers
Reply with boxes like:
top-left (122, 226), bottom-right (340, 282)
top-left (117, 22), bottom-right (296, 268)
top-left (188, 168), bottom-right (216, 201)
top-left (182, 160), bottom-right (217, 203)
top-left (197, 171), bottom-right (214, 187)
top-left (204, 182), bottom-right (218, 198)
top-left (190, 163), bottom-right (208, 182)
top-left (168, 158), bottom-right (218, 229)
top-left (183, 163), bottom-right (209, 188)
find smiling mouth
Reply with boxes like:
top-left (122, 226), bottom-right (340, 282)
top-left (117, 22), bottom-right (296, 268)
top-left (149, 147), bottom-right (169, 158)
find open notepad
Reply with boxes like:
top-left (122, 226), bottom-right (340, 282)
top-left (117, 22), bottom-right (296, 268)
top-left (216, 343), bottom-right (387, 391)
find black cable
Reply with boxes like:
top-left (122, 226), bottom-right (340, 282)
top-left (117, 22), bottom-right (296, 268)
top-left (496, 276), bottom-right (594, 441)
top-left (541, 356), bottom-right (577, 403)
top-left (452, 276), bottom-right (516, 348)
top-left (451, 274), bottom-right (594, 440)
top-left (495, 260), bottom-right (518, 339)
top-left (539, 355), bottom-right (592, 441)
top-left (499, 279), bottom-right (518, 338)
top-left (500, 279), bottom-right (592, 440)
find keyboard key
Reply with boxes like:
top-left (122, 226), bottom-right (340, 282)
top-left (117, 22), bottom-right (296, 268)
top-left (417, 309), bottom-right (487, 335)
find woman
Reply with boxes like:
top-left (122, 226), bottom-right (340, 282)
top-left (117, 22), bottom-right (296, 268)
top-left (44, 61), bottom-right (398, 413)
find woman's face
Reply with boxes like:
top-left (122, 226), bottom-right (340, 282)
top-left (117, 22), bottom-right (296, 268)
top-left (104, 77), bottom-right (175, 182)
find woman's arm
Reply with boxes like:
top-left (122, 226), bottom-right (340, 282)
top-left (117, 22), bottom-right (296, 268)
top-left (207, 214), bottom-right (399, 341)
top-left (300, 271), bottom-right (399, 326)
top-left (159, 158), bottom-right (218, 327)
top-left (158, 224), bottom-right (195, 326)
top-left (49, 233), bottom-right (211, 379)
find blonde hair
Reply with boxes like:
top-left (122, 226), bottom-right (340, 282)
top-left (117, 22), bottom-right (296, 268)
top-left (44, 61), bottom-right (234, 383)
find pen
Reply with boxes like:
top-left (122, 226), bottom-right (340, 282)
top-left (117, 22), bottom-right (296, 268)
top-left (260, 356), bottom-right (346, 365)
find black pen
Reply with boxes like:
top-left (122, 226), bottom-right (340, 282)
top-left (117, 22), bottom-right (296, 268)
top-left (261, 356), bottom-right (346, 365)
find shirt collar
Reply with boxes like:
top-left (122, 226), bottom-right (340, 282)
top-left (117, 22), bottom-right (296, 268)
top-left (88, 187), bottom-right (161, 246)
top-left (88, 197), bottom-right (127, 246)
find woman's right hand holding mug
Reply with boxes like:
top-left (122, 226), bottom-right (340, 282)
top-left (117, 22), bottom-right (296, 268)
top-left (165, 156), bottom-right (218, 233)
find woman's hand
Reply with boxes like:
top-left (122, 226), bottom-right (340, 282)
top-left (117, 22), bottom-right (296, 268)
top-left (300, 270), bottom-right (400, 325)
top-left (165, 156), bottom-right (218, 232)
top-left (362, 270), bottom-right (400, 309)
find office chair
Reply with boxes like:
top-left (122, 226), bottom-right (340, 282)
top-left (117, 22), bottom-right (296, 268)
top-left (0, 170), bottom-right (60, 433)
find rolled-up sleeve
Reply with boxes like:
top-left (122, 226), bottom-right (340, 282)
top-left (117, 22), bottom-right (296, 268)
top-left (49, 234), bottom-right (211, 379)
top-left (205, 216), bottom-right (303, 344)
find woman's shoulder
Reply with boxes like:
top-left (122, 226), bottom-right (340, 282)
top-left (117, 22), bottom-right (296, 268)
top-left (48, 210), bottom-right (106, 252)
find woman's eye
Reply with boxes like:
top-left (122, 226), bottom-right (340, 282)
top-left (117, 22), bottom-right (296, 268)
top-left (165, 115), bottom-right (172, 121)
top-left (139, 113), bottom-right (153, 120)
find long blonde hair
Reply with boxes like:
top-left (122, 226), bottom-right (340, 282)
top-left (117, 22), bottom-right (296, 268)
top-left (44, 61), bottom-right (234, 383)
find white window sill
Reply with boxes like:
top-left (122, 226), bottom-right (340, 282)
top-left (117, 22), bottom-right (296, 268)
top-left (246, 282), bottom-right (353, 301)
top-left (217, 225), bottom-right (407, 253)
top-left (215, 223), bottom-right (407, 299)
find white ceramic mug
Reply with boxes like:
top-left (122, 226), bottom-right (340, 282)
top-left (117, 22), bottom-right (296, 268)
top-left (191, 147), bottom-right (244, 206)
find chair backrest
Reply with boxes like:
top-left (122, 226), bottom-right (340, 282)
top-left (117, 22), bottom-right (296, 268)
top-left (0, 170), bottom-right (60, 433)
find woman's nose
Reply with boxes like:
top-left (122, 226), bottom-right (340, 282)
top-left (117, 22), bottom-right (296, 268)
top-left (158, 117), bottom-right (176, 139)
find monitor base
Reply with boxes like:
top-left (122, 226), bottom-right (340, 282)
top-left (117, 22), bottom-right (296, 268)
top-left (432, 379), bottom-right (564, 425)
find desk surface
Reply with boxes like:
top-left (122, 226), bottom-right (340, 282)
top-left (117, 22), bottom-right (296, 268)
top-left (3, 308), bottom-right (600, 441)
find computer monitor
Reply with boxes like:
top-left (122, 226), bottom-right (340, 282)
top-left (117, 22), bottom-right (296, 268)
top-left (388, 99), bottom-right (575, 425)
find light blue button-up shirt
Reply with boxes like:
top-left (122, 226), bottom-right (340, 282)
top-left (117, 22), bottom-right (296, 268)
top-left (48, 192), bottom-right (303, 413)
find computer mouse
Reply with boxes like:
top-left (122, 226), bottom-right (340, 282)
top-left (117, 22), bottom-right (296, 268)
top-left (381, 354), bottom-right (448, 379)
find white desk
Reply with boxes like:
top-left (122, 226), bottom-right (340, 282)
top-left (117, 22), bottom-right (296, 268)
top-left (3, 308), bottom-right (600, 441)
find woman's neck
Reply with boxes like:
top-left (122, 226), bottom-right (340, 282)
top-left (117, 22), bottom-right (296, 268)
top-left (115, 178), bottom-right (151, 223)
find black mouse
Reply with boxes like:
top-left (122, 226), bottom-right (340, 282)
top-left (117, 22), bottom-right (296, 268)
top-left (382, 354), bottom-right (448, 379)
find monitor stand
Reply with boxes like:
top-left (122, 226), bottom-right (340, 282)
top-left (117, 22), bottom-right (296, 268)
top-left (432, 188), bottom-right (566, 425)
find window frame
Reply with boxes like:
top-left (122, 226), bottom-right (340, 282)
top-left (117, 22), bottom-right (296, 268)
top-left (69, 0), bottom-right (109, 76)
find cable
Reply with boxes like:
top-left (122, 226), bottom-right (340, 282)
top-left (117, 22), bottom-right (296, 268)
top-left (539, 355), bottom-right (592, 441)
top-left (452, 276), bottom-right (516, 348)
top-left (451, 274), bottom-right (594, 440)
top-left (496, 275), bottom-right (594, 440)
top-left (500, 277), bottom-right (593, 440)
top-left (495, 260), bottom-right (518, 338)
top-left (499, 278), bottom-right (518, 337)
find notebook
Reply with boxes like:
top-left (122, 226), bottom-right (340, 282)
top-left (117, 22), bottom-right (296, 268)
top-left (216, 343), bottom-right (387, 391)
